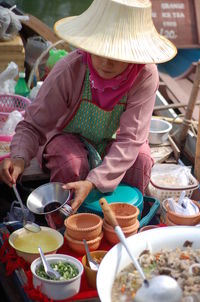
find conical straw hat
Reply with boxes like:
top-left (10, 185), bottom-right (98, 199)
top-left (54, 0), bottom-right (177, 64)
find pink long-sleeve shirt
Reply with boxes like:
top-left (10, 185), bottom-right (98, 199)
top-left (11, 50), bottom-right (159, 192)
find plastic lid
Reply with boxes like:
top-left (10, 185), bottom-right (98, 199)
top-left (19, 72), bottom-right (26, 78)
top-left (78, 184), bottom-right (143, 216)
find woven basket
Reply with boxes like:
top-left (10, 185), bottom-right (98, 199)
top-left (0, 93), bottom-right (31, 125)
top-left (0, 94), bottom-right (31, 160)
top-left (147, 173), bottom-right (199, 202)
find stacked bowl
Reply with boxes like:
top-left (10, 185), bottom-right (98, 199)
top-left (64, 213), bottom-right (103, 254)
top-left (103, 202), bottom-right (140, 245)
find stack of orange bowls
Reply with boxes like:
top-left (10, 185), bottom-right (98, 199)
top-left (64, 213), bottom-right (103, 254)
top-left (103, 202), bottom-right (140, 245)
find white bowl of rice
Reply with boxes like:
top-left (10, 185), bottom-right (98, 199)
top-left (97, 226), bottom-right (200, 302)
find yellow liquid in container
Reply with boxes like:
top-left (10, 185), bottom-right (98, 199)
top-left (13, 230), bottom-right (59, 253)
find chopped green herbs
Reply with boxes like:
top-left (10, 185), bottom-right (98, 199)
top-left (36, 261), bottom-right (79, 281)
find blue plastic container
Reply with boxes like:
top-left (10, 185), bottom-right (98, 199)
top-left (78, 184), bottom-right (160, 226)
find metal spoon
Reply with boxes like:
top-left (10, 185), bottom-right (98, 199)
top-left (38, 246), bottom-right (61, 279)
top-left (83, 239), bottom-right (99, 271)
top-left (99, 198), bottom-right (183, 302)
top-left (12, 184), bottom-right (41, 233)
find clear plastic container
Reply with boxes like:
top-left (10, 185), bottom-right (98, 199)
top-left (14, 72), bottom-right (30, 97)
top-left (29, 81), bottom-right (43, 101)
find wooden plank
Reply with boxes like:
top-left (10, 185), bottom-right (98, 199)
top-left (0, 53), bottom-right (25, 61)
top-left (159, 71), bottom-right (200, 121)
top-left (0, 35), bottom-right (24, 52)
top-left (159, 71), bottom-right (189, 103)
top-left (194, 106), bottom-right (200, 181)
top-left (150, 143), bottom-right (173, 163)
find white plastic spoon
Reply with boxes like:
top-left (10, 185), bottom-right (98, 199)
top-left (38, 246), bottom-right (60, 279)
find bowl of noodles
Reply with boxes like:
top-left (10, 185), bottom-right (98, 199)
top-left (97, 226), bottom-right (200, 302)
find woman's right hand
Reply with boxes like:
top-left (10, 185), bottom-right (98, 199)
top-left (0, 157), bottom-right (25, 187)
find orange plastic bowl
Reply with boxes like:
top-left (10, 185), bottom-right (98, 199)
top-left (103, 220), bottom-right (139, 245)
top-left (64, 231), bottom-right (103, 254)
top-left (105, 203), bottom-right (140, 227)
top-left (64, 213), bottom-right (103, 241)
top-left (166, 200), bottom-right (200, 226)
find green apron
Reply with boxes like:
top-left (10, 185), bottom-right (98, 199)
top-left (64, 69), bottom-right (126, 166)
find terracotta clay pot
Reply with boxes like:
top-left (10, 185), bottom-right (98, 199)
top-left (166, 200), bottom-right (200, 226)
top-left (64, 231), bottom-right (103, 254)
top-left (64, 213), bottom-right (103, 241)
top-left (165, 214), bottom-right (178, 226)
top-left (105, 202), bottom-right (140, 227)
top-left (103, 219), bottom-right (139, 245)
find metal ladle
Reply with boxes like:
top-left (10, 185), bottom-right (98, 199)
top-left (99, 198), bottom-right (183, 302)
top-left (38, 246), bottom-right (60, 279)
top-left (12, 184), bottom-right (41, 233)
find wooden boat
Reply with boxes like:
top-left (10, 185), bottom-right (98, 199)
top-left (0, 1), bottom-right (199, 181)
top-left (0, 3), bottom-right (200, 302)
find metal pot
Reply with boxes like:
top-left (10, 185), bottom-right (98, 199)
top-left (149, 118), bottom-right (172, 145)
top-left (27, 182), bottom-right (72, 229)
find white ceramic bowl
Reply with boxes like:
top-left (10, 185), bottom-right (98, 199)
top-left (31, 254), bottom-right (83, 301)
top-left (149, 118), bottom-right (172, 145)
top-left (97, 226), bottom-right (200, 302)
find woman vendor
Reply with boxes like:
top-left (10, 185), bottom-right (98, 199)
top-left (0, 0), bottom-right (177, 213)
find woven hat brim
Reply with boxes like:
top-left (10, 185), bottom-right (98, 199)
top-left (54, 16), bottom-right (177, 64)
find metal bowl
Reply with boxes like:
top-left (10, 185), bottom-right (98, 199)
top-left (27, 182), bottom-right (70, 215)
top-left (149, 118), bottom-right (172, 145)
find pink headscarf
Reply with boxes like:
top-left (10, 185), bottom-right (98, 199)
top-left (80, 50), bottom-right (145, 110)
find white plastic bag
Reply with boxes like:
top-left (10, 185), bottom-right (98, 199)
top-left (0, 5), bottom-right (29, 41)
top-left (0, 62), bottom-right (18, 94)
top-left (0, 110), bottom-right (23, 135)
top-left (150, 163), bottom-right (192, 188)
top-left (168, 197), bottom-right (199, 216)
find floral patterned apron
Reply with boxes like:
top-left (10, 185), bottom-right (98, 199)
top-left (64, 68), bottom-right (126, 161)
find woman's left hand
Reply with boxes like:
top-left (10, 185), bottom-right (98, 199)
top-left (63, 180), bottom-right (94, 212)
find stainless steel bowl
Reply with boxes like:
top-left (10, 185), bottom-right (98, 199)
top-left (27, 182), bottom-right (70, 215)
top-left (149, 118), bottom-right (172, 145)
